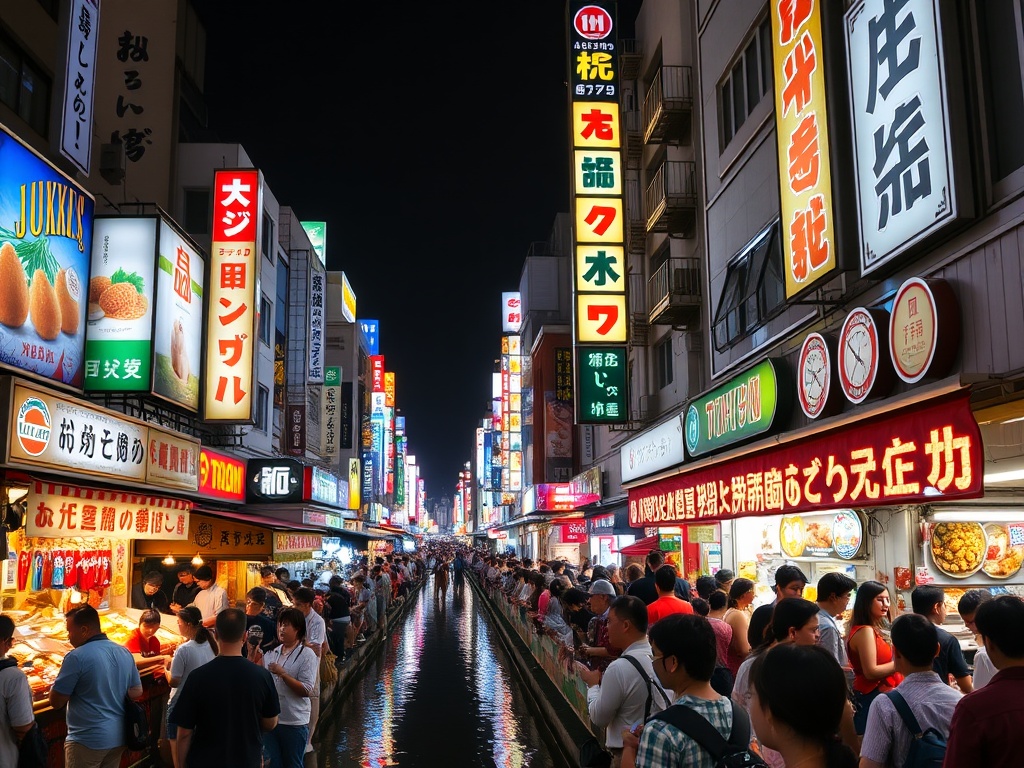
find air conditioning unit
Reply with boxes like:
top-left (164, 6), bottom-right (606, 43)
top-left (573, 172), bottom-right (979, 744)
top-left (99, 142), bottom-right (125, 185)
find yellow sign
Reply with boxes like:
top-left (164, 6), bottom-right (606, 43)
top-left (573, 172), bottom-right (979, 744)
top-left (572, 102), bottom-right (621, 148)
top-left (771, 0), bottom-right (836, 298)
top-left (348, 457), bottom-right (361, 510)
top-left (340, 271), bottom-right (357, 323)
top-left (274, 532), bottom-right (323, 554)
top-left (577, 294), bottom-right (627, 343)
top-left (576, 245), bottom-right (625, 292)
top-left (575, 198), bottom-right (623, 243)
top-left (573, 150), bottom-right (622, 196)
top-left (384, 371), bottom-right (395, 408)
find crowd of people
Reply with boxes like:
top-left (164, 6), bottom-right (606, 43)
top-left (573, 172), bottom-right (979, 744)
top-left (468, 546), bottom-right (1024, 768)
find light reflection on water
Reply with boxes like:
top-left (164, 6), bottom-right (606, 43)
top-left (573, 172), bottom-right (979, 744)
top-left (315, 578), bottom-right (565, 767)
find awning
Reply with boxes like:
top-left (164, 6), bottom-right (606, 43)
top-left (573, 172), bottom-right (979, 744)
top-left (618, 535), bottom-right (660, 556)
top-left (337, 529), bottom-right (388, 541)
top-left (197, 506), bottom-right (326, 533)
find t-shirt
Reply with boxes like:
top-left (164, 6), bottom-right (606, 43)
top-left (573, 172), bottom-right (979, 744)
top-left (172, 656), bottom-right (280, 768)
top-left (52, 633), bottom-right (142, 750)
top-left (167, 638), bottom-right (216, 712)
top-left (708, 617), bottom-right (733, 666)
top-left (262, 643), bottom-right (319, 725)
top-left (933, 625), bottom-right (971, 683)
top-left (304, 608), bottom-right (327, 696)
top-left (0, 662), bottom-right (34, 768)
top-left (124, 628), bottom-right (162, 656)
top-left (626, 576), bottom-right (659, 605)
top-left (131, 584), bottom-right (171, 614)
top-left (244, 614), bottom-right (278, 656)
top-left (193, 584), bottom-right (229, 621)
top-left (647, 595), bottom-right (694, 626)
top-left (172, 581), bottom-right (201, 609)
top-left (325, 589), bottom-right (350, 620)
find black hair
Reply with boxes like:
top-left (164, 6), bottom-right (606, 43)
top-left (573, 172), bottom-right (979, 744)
top-left (957, 588), bottom-right (992, 619)
top-left (646, 550), bottom-right (665, 568)
top-left (890, 613), bottom-right (939, 667)
top-left (287, 580), bottom-right (302, 594)
top-left (246, 586), bottom-right (267, 604)
top-left (177, 606), bottom-right (218, 655)
top-left (817, 572), bottom-right (857, 602)
top-left (610, 595), bottom-right (649, 634)
top-left (708, 591), bottom-right (728, 611)
top-left (773, 564), bottom-right (808, 589)
top-left (714, 569), bottom-right (735, 586)
top-left (275, 567), bottom-right (290, 580)
top-left (176, 564), bottom-right (194, 575)
top-left (215, 608), bottom-right (248, 644)
top-left (301, 578), bottom-right (314, 588)
top-left (563, 587), bottom-right (589, 607)
top-left (910, 585), bottom-right (944, 617)
top-left (0, 614), bottom-right (14, 641)
top-left (728, 578), bottom-right (755, 608)
top-left (767, 598), bottom-right (820, 644)
top-left (751, 644), bottom-right (857, 768)
top-left (695, 575), bottom-right (718, 600)
top-left (655, 564), bottom-right (678, 593)
top-left (143, 571), bottom-right (164, 586)
top-left (590, 565), bottom-right (611, 582)
top-left (975, 594), bottom-right (1024, 658)
top-left (66, 604), bottom-right (101, 632)
top-left (259, 565), bottom-right (276, 578)
top-left (691, 598), bottom-right (710, 617)
top-left (748, 605), bottom-right (774, 649)
top-left (849, 580), bottom-right (889, 632)
top-left (276, 607), bottom-right (308, 641)
top-left (648, 614), bottom-right (716, 681)
top-left (548, 576), bottom-right (570, 600)
top-left (140, 609), bottom-right (162, 626)
top-left (329, 576), bottom-right (344, 589)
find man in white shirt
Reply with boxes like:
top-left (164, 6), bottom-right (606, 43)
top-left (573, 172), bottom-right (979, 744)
top-left (579, 596), bottom-right (673, 768)
top-left (860, 613), bottom-right (961, 768)
top-left (293, 586), bottom-right (327, 755)
top-left (192, 565), bottom-right (229, 628)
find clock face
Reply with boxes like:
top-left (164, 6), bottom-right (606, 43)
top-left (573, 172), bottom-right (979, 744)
top-left (839, 308), bottom-right (884, 404)
top-left (798, 333), bottom-right (831, 418)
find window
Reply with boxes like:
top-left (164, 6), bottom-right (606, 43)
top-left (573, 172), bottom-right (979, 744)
top-left (256, 386), bottom-right (269, 432)
top-left (183, 189), bottom-right (210, 235)
top-left (259, 294), bottom-right (272, 345)
top-left (720, 17), bottom-right (773, 147)
top-left (656, 337), bottom-right (674, 389)
top-left (0, 32), bottom-right (50, 137)
top-left (977, 0), bottom-right (1024, 194)
top-left (262, 211), bottom-right (274, 263)
top-left (712, 220), bottom-right (786, 350)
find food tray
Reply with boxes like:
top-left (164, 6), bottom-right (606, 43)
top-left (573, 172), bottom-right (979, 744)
top-left (929, 522), bottom-right (986, 579)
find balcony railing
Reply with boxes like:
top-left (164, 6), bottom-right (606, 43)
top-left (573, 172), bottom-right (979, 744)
top-left (644, 161), bottom-right (697, 236)
top-left (642, 66), bottom-right (693, 144)
top-left (648, 257), bottom-right (701, 327)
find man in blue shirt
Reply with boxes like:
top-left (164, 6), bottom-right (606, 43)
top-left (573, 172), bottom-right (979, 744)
top-left (49, 604), bottom-right (143, 767)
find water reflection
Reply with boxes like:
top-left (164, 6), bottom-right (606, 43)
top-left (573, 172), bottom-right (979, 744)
top-left (315, 577), bottom-right (564, 767)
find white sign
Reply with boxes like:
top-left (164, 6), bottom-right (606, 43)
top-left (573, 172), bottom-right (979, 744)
top-left (619, 415), bottom-right (685, 483)
top-left (60, 0), bottom-right (100, 175)
top-left (310, 467), bottom-right (339, 506)
top-left (502, 292), bottom-right (522, 332)
top-left (308, 269), bottom-right (325, 383)
top-left (846, 0), bottom-right (958, 274)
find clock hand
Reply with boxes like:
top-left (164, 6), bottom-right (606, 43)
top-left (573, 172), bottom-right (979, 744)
top-left (847, 337), bottom-right (864, 365)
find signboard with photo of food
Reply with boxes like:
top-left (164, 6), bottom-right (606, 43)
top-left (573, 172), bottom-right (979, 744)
top-left (921, 519), bottom-right (1024, 584)
top-left (778, 510), bottom-right (864, 561)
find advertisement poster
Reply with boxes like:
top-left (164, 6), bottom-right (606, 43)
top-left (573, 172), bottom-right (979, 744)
top-left (153, 220), bottom-right (203, 410)
top-left (0, 124), bottom-right (93, 387)
top-left (85, 217), bottom-right (156, 392)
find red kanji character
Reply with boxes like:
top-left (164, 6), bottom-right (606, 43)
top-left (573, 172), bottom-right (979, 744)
top-left (159, 441), bottom-right (169, 470)
top-left (776, 0), bottom-right (813, 46)
top-left (118, 509), bottom-right (133, 532)
top-left (100, 506), bottom-right (116, 531)
top-left (35, 502), bottom-right (54, 529)
top-left (583, 205), bottom-right (617, 236)
top-left (215, 375), bottom-right (246, 404)
top-left (220, 261), bottom-right (247, 289)
top-left (789, 194), bottom-right (829, 282)
top-left (176, 515), bottom-right (186, 535)
top-left (587, 304), bottom-right (620, 335)
top-left (787, 112), bottom-right (820, 193)
top-left (579, 108), bottom-right (615, 141)
top-left (782, 31), bottom-right (816, 118)
top-left (58, 502), bottom-right (78, 531)
top-left (219, 335), bottom-right (246, 366)
top-left (218, 297), bottom-right (247, 326)
top-left (153, 510), bottom-right (164, 534)
top-left (81, 504), bottom-right (97, 531)
top-left (136, 508), bottom-right (149, 533)
top-left (175, 246), bottom-right (192, 302)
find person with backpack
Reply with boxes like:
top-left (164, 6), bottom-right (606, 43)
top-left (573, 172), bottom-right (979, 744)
top-left (860, 613), bottom-right (959, 768)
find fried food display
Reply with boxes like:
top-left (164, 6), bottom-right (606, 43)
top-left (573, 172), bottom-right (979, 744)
top-left (0, 241), bottom-right (29, 327)
top-left (982, 523), bottom-right (1024, 579)
top-left (930, 522), bottom-right (986, 577)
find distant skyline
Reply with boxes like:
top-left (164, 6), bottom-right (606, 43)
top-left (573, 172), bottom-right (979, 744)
top-left (196, 1), bottom-right (640, 496)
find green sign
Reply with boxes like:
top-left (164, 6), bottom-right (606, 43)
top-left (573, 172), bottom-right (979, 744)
top-left (684, 358), bottom-right (786, 457)
top-left (577, 346), bottom-right (628, 424)
top-left (659, 533), bottom-right (681, 552)
top-left (324, 366), bottom-right (341, 386)
top-left (300, 221), bottom-right (326, 266)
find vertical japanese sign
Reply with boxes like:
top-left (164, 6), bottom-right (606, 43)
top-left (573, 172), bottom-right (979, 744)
top-left (507, 335), bottom-right (522, 491)
top-left (348, 457), bottom-right (361, 510)
top-left (501, 291), bottom-right (522, 332)
top-left (308, 267), bottom-right (325, 383)
top-left (370, 355), bottom-right (385, 392)
top-left (577, 346), bottom-right (627, 423)
top-left (286, 403), bottom-right (305, 456)
top-left (205, 169), bottom-right (261, 422)
top-left (771, 0), bottom-right (838, 298)
top-left (359, 319), bottom-right (379, 355)
top-left (340, 271), bottom-right (356, 323)
top-left (321, 365), bottom-right (341, 456)
top-left (59, 0), bottom-right (100, 175)
top-left (568, 1), bottom-right (628, 423)
top-left (845, 0), bottom-right (959, 275)
top-left (299, 221), bottom-right (326, 267)
top-left (153, 219), bottom-right (203, 410)
top-left (340, 381), bottom-right (353, 449)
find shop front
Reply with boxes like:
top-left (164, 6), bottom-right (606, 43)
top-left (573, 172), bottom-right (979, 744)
top-left (582, 507), bottom-right (636, 569)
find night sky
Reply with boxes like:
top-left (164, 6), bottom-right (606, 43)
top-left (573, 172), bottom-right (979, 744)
top-left (196, 1), bottom-right (640, 496)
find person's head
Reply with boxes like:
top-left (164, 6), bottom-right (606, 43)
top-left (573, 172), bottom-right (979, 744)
top-left (750, 644), bottom-right (854, 766)
top-left (728, 577), bottom-right (755, 608)
top-left (911, 585), bottom-right (946, 624)
top-left (276, 606), bottom-right (308, 646)
top-left (590, 564), bottom-right (611, 582)
top-left (0, 615), bottom-right (15, 657)
top-left (624, 563), bottom-right (644, 582)
top-left (293, 586), bottom-right (315, 614)
top-left (245, 586), bottom-right (268, 616)
top-left (654, 564), bottom-right (678, 595)
top-left (606, 564), bottom-right (620, 580)
top-left (648, 614), bottom-right (717, 691)
top-left (142, 571), bottom-right (164, 595)
top-left (563, 587), bottom-right (590, 612)
top-left (352, 574), bottom-right (365, 587)
top-left (301, 578), bottom-right (314, 589)
top-left (974, 594), bottom-right (1024, 665)
top-left (691, 597), bottom-right (710, 617)
top-left (773, 564), bottom-right (809, 600)
top-left (138, 609), bottom-right (162, 639)
top-left (890, 613), bottom-right (940, 673)
top-left (587, 578), bottom-right (617, 614)
top-left (287, 579), bottom-right (301, 594)
top-left (549, 561), bottom-right (565, 574)
top-left (816, 572), bottom-right (856, 616)
top-left (215, 607), bottom-right (248, 645)
top-left (329, 575), bottom-right (344, 591)
top-left (176, 605), bottom-right (203, 640)
top-left (65, 605), bottom-right (102, 648)
top-left (177, 565), bottom-right (195, 584)
top-left (259, 565), bottom-right (276, 585)
top-left (275, 567), bottom-right (290, 582)
top-left (695, 575), bottom-right (718, 601)
top-left (748, 604), bottom-right (774, 648)
top-left (708, 590), bottom-right (729, 612)
top-left (646, 550), bottom-right (665, 570)
top-left (193, 565), bottom-right (215, 588)
top-left (549, 575), bottom-right (570, 600)
top-left (768, 598), bottom-right (820, 646)
top-left (957, 588), bottom-right (993, 635)
top-left (714, 569), bottom-right (735, 592)
top-left (607, 595), bottom-right (648, 648)
top-left (849, 580), bottom-right (890, 630)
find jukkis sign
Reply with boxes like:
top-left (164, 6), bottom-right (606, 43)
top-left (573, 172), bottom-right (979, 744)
top-left (629, 393), bottom-right (982, 527)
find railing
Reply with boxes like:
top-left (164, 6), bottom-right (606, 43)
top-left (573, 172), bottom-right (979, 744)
top-left (644, 161), bottom-right (697, 230)
top-left (642, 65), bottom-right (693, 142)
top-left (648, 256), bottom-right (701, 312)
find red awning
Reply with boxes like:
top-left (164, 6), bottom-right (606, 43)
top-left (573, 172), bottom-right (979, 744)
top-left (618, 535), bottom-right (660, 556)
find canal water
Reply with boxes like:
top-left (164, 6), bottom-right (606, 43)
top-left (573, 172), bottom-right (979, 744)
top-left (313, 577), bottom-right (568, 767)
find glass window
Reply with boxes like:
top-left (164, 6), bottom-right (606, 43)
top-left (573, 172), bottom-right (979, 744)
top-left (719, 17), bottom-right (773, 152)
top-left (712, 220), bottom-right (785, 350)
top-left (262, 211), bottom-right (274, 263)
top-left (721, 80), bottom-right (734, 145)
top-left (731, 61), bottom-right (746, 129)
top-left (656, 337), bottom-right (674, 389)
top-left (745, 43), bottom-right (760, 110)
top-left (759, 19), bottom-right (773, 99)
top-left (977, 0), bottom-right (1024, 184)
top-left (183, 189), bottom-right (210, 235)
top-left (0, 32), bottom-right (50, 138)
top-left (259, 294), bottom-right (272, 345)
top-left (256, 386), bottom-right (269, 432)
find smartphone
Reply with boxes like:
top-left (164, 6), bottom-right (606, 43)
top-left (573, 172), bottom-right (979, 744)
top-left (630, 721), bottom-right (643, 736)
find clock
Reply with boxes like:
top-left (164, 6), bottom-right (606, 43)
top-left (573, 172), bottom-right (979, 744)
top-left (838, 307), bottom-right (893, 404)
top-left (797, 333), bottom-right (836, 419)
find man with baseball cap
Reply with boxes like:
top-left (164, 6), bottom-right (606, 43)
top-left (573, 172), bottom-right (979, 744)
top-left (750, 564), bottom-right (809, 645)
top-left (579, 579), bottom-right (622, 671)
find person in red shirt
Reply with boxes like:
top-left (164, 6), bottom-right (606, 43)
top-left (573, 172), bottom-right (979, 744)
top-left (124, 609), bottom-right (169, 667)
top-left (944, 595), bottom-right (1024, 768)
top-left (646, 565), bottom-right (694, 627)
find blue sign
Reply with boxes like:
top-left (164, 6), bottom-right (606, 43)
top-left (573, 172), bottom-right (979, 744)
top-left (371, 412), bottom-right (385, 495)
top-left (358, 318), bottom-right (379, 355)
top-left (361, 450), bottom-right (374, 500)
top-left (0, 125), bottom-right (94, 387)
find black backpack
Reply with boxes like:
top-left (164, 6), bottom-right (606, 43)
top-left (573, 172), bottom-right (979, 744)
top-left (650, 699), bottom-right (768, 768)
top-left (886, 691), bottom-right (947, 768)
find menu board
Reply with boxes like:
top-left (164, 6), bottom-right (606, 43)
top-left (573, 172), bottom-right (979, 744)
top-left (777, 510), bottom-right (864, 561)
top-left (918, 520), bottom-right (1024, 585)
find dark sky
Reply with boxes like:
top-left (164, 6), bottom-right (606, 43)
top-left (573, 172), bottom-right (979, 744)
top-left (196, 1), bottom-right (640, 497)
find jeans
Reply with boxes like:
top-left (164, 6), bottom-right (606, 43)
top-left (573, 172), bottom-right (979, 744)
top-left (263, 723), bottom-right (309, 768)
top-left (852, 687), bottom-right (883, 734)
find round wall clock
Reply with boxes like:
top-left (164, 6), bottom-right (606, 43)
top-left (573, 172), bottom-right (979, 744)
top-left (838, 307), bottom-right (894, 404)
top-left (797, 332), bottom-right (837, 419)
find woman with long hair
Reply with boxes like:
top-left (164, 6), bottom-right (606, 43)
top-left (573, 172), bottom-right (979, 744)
top-left (846, 580), bottom-right (903, 735)
top-left (542, 576), bottom-right (575, 647)
top-left (605, 563), bottom-right (626, 595)
top-left (750, 644), bottom-right (858, 768)
top-left (723, 577), bottom-right (755, 677)
top-left (165, 606), bottom-right (218, 768)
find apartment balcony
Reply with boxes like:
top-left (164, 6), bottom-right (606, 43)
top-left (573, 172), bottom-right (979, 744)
top-left (644, 161), bottom-right (697, 237)
top-left (625, 177), bottom-right (646, 255)
top-left (619, 38), bottom-right (642, 80)
top-left (642, 66), bottom-right (693, 145)
top-left (648, 257), bottom-right (701, 327)
top-left (628, 271), bottom-right (649, 347)
top-left (623, 108), bottom-right (642, 170)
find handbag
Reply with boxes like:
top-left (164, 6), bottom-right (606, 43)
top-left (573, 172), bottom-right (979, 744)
top-left (320, 648), bottom-right (339, 686)
top-left (578, 735), bottom-right (612, 768)
top-left (17, 720), bottom-right (48, 768)
top-left (124, 695), bottom-right (149, 751)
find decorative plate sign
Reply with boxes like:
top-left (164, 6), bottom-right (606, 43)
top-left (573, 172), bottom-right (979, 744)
top-left (888, 277), bottom-right (960, 384)
top-left (797, 333), bottom-right (839, 419)
top-left (838, 307), bottom-right (893, 404)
